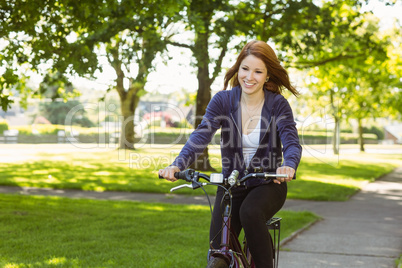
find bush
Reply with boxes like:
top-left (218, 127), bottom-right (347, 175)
top-left (39, 100), bottom-right (95, 127)
top-left (0, 120), bottom-right (9, 134)
top-left (363, 126), bottom-right (384, 140)
top-left (298, 130), bottom-right (378, 144)
top-left (172, 120), bottom-right (193, 129)
top-left (15, 125), bottom-right (65, 135)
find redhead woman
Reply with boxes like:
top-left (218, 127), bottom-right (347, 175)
top-left (159, 40), bottom-right (302, 267)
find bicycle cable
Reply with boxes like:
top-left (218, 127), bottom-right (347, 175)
top-left (209, 185), bottom-right (235, 249)
top-left (199, 183), bottom-right (213, 216)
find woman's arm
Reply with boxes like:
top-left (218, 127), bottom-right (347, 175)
top-left (162, 91), bottom-right (227, 177)
top-left (273, 95), bottom-right (302, 183)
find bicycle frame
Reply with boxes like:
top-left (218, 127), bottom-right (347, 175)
top-left (208, 190), bottom-right (254, 268)
top-left (161, 169), bottom-right (286, 268)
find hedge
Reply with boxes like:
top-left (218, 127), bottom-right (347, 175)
top-left (2, 125), bottom-right (378, 145)
top-left (0, 120), bottom-right (9, 135)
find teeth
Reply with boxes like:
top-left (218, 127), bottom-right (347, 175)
top-left (245, 81), bottom-right (254, 86)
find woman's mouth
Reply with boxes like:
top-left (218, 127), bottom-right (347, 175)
top-left (244, 81), bottom-right (255, 87)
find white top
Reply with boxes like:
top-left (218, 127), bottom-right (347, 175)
top-left (242, 119), bottom-right (261, 168)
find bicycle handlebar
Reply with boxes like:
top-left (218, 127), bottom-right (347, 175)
top-left (238, 173), bottom-right (288, 184)
top-left (159, 169), bottom-right (289, 192)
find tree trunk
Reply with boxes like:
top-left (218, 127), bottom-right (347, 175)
top-left (190, 31), bottom-right (216, 171)
top-left (330, 89), bottom-right (340, 155)
top-left (357, 118), bottom-right (365, 152)
top-left (113, 60), bottom-right (142, 150)
top-left (109, 41), bottom-right (148, 150)
top-left (119, 93), bottom-right (140, 150)
top-left (332, 116), bottom-right (340, 155)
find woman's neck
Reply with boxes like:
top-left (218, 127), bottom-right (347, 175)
top-left (241, 90), bottom-right (265, 107)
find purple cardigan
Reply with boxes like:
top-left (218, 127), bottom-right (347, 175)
top-left (172, 86), bottom-right (302, 187)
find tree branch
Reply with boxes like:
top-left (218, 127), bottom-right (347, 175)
top-left (107, 44), bottom-right (126, 99)
top-left (166, 40), bottom-right (194, 51)
top-left (211, 43), bottom-right (228, 83)
top-left (290, 52), bottom-right (367, 69)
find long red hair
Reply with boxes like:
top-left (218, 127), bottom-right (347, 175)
top-left (223, 40), bottom-right (299, 96)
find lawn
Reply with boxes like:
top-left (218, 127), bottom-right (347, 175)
top-left (289, 152), bottom-right (402, 200)
top-left (0, 194), bottom-right (318, 268)
top-left (1, 144), bottom-right (401, 267)
top-left (1, 144), bottom-right (401, 201)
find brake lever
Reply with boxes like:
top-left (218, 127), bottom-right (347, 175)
top-left (170, 184), bottom-right (193, 192)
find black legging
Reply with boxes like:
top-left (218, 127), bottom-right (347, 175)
top-left (209, 182), bottom-right (287, 268)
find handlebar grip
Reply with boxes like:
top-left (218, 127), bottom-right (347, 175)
top-left (159, 169), bottom-right (195, 182)
top-left (174, 171), bottom-right (190, 181)
top-left (158, 172), bottom-right (185, 180)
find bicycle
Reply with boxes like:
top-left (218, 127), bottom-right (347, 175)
top-left (159, 169), bottom-right (287, 268)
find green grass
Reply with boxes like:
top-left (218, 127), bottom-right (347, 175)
top-left (291, 153), bottom-right (402, 200)
top-left (396, 254), bottom-right (402, 268)
top-left (1, 145), bottom-right (401, 201)
top-left (1, 144), bottom-right (398, 266)
top-left (0, 194), bottom-right (318, 268)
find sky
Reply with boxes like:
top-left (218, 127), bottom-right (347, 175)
top-left (41, 0), bottom-right (402, 96)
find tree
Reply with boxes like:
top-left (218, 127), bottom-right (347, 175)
top-left (166, 0), bottom-right (236, 170)
top-left (383, 23), bottom-right (402, 117)
top-left (0, 0), bottom-right (86, 110)
top-left (37, 70), bottom-right (80, 101)
top-left (341, 23), bottom-right (401, 151)
top-left (167, 0), bottom-right (372, 169)
top-left (302, 13), bottom-right (401, 152)
top-left (39, 100), bottom-right (94, 127)
top-left (274, 0), bottom-right (367, 67)
top-left (0, 0), bottom-right (183, 149)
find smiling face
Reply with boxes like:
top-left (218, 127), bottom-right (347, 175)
top-left (237, 54), bottom-right (268, 97)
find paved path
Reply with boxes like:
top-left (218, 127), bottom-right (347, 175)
top-left (1, 167), bottom-right (401, 268)
top-left (280, 167), bottom-right (402, 268)
top-left (0, 186), bottom-right (216, 205)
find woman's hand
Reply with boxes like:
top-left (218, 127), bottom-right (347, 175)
top-left (158, 165), bottom-right (180, 182)
top-left (274, 166), bottom-right (295, 184)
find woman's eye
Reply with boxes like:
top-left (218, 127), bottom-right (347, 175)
top-left (242, 67), bottom-right (248, 71)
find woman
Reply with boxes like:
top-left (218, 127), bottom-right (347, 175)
top-left (159, 40), bottom-right (302, 267)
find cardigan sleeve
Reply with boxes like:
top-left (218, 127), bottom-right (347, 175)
top-left (171, 91), bottom-right (227, 170)
top-left (273, 95), bottom-right (302, 170)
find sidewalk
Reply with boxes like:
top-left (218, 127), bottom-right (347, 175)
top-left (280, 167), bottom-right (402, 268)
top-left (1, 167), bottom-right (401, 268)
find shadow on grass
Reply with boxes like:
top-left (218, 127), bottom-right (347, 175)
top-left (0, 155), bottom-right (399, 201)
top-left (1, 160), bottom-right (150, 189)
top-left (0, 160), bottom-right (214, 195)
top-left (0, 194), bottom-right (211, 267)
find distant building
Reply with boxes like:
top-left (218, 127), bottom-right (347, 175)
top-left (0, 104), bottom-right (32, 126)
top-left (136, 101), bottom-right (194, 127)
top-left (33, 116), bottom-right (51, 125)
top-left (384, 124), bottom-right (402, 144)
